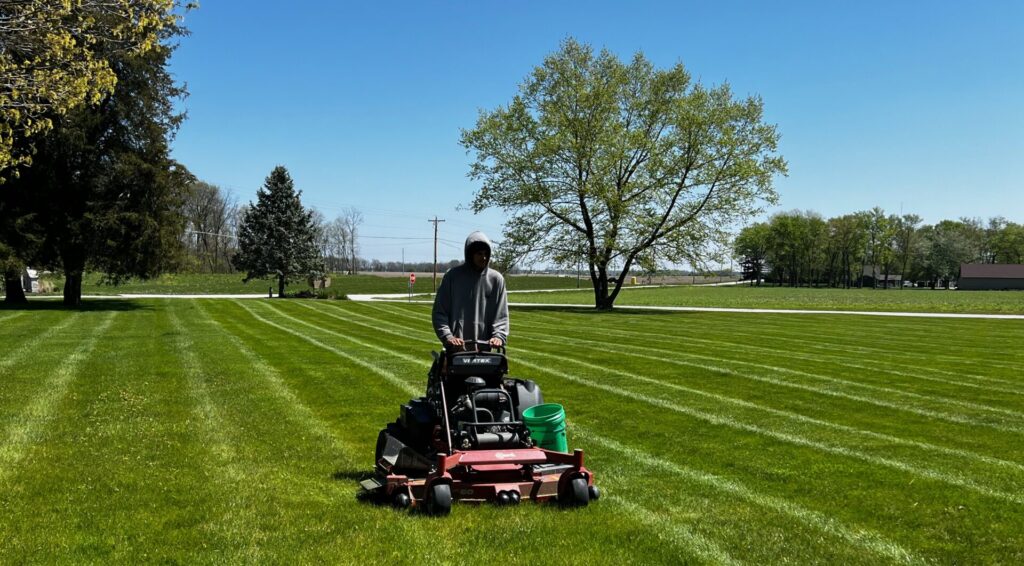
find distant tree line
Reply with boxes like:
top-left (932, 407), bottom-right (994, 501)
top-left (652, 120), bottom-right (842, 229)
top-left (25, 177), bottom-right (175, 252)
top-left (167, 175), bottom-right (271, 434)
top-left (734, 208), bottom-right (1024, 289)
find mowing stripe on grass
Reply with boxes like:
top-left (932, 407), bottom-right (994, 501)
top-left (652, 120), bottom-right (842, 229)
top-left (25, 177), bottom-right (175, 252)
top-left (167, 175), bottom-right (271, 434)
top-left (266, 301), bottom-right (906, 562)
top-left (574, 426), bottom-right (923, 566)
top-left (0, 312), bottom-right (115, 482)
top-left (516, 312), bottom-right (1024, 415)
top-left (604, 494), bottom-right (741, 566)
top-left (194, 301), bottom-right (362, 465)
top-left (233, 301), bottom-right (420, 398)
top-left (735, 315), bottom-right (1024, 366)
top-left (523, 317), bottom-right (1024, 396)
top-left (0, 313), bottom-right (82, 373)
top-left (349, 302), bottom-right (1024, 504)
top-left (523, 308), bottom-right (1024, 377)
top-left (520, 317), bottom-right (1024, 419)
top-left (672, 314), bottom-right (1024, 378)
top-left (300, 301), bottom-right (924, 563)
top-left (167, 305), bottom-right (271, 560)
top-left (246, 301), bottom-right (756, 562)
top-left (515, 337), bottom-right (1024, 475)
top-left (511, 355), bottom-right (1024, 506)
top-left (796, 338), bottom-right (1024, 378)
top-left (0, 311), bottom-right (26, 325)
top-left (706, 323), bottom-right (1024, 387)
top-left (365, 302), bottom-right (1024, 432)
top-left (520, 326), bottom-right (1024, 433)
top-left (360, 302), bottom-right (1024, 395)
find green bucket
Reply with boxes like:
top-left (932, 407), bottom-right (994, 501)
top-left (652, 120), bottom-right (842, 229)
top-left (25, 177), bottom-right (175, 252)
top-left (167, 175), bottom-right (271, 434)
top-left (522, 403), bottom-right (568, 453)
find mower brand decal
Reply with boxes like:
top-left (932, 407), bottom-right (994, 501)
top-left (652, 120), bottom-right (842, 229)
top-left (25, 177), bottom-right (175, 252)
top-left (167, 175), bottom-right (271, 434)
top-left (494, 452), bottom-right (517, 460)
top-left (460, 357), bottom-right (499, 364)
top-left (459, 489), bottom-right (474, 496)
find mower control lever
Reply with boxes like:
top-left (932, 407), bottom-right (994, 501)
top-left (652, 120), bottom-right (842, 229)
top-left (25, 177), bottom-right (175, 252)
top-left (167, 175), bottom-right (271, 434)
top-left (450, 339), bottom-right (506, 354)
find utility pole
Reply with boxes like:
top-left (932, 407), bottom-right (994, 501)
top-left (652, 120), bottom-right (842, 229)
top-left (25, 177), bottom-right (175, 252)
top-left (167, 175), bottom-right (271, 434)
top-left (428, 217), bottom-right (445, 291)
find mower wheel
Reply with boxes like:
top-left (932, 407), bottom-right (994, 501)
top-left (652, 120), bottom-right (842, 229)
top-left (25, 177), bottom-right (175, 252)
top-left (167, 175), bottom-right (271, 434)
top-left (426, 483), bottom-right (452, 516)
top-left (392, 492), bottom-right (411, 509)
top-left (588, 485), bottom-right (601, 502)
top-left (561, 477), bottom-right (590, 508)
top-left (496, 491), bottom-right (511, 506)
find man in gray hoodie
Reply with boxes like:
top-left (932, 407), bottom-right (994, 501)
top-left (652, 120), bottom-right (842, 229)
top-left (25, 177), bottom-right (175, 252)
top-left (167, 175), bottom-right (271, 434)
top-left (432, 231), bottom-right (509, 349)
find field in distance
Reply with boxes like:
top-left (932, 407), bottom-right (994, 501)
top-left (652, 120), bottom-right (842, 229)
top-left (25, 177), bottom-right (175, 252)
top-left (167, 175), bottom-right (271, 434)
top-left (1, 299), bottom-right (1022, 563)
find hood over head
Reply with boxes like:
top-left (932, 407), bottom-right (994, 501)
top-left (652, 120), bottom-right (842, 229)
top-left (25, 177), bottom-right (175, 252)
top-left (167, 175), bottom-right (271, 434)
top-left (464, 231), bottom-right (492, 268)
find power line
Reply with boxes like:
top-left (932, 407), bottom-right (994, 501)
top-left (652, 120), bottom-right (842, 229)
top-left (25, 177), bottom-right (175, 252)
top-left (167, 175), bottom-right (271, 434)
top-left (360, 235), bottom-right (434, 240)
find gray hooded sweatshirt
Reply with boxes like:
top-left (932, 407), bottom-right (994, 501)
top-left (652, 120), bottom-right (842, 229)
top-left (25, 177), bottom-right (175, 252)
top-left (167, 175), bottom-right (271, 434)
top-left (432, 231), bottom-right (509, 345)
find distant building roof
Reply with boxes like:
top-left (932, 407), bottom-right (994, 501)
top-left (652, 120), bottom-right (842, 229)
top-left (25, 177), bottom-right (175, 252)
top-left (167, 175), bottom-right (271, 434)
top-left (960, 264), bottom-right (1024, 279)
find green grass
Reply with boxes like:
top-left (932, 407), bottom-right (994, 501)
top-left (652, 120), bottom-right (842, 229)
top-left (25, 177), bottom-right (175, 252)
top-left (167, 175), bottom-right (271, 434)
top-left (2, 299), bottom-right (1023, 563)
top-left (507, 284), bottom-right (1024, 314)
top-left (33, 272), bottom-right (592, 296)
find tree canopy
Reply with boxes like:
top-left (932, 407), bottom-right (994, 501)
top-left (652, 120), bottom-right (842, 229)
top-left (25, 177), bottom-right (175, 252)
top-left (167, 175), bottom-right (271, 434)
top-left (0, 8), bottom-right (190, 305)
top-left (461, 38), bottom-right (786, 309)
top-left (233, 166), bottom-right (325, 297)
top-left (0, 0), bottom-right (186, 175)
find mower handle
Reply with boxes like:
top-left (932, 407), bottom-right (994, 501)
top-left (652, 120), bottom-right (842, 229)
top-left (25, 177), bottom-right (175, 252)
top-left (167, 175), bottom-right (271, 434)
top-left (447, 339), bottom-right (505, 354)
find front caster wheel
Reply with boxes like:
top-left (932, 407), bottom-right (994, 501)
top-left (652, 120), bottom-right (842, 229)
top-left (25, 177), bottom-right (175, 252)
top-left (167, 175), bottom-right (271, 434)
top-left (392, 492), bottom-right (411, 509)
top-left (426, 483), bottom-right (452, 516)
top-left (561, 477), bottom-right (590, 508)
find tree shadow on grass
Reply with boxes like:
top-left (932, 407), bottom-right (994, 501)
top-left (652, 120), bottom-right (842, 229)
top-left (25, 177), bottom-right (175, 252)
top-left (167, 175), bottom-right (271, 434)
top-left (332, 468), bottom-right (372, 482)
top-left (0, 298), bottom-right (150, 312)
top-left (513, 304), bottom-right (699, 317)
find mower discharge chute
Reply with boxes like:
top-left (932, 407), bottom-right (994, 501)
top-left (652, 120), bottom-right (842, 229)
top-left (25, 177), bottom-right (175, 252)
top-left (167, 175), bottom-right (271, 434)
top-left (360, 341), bottom-right (598, 515)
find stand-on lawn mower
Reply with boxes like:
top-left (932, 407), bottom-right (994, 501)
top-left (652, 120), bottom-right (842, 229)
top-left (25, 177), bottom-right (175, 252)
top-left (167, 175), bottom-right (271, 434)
top-left (360, 341), bottom-right (598, 515)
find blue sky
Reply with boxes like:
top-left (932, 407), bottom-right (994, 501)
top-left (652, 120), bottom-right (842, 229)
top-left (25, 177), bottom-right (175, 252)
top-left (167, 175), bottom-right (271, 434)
top-left (168, 1), bottom-right (1023, 263)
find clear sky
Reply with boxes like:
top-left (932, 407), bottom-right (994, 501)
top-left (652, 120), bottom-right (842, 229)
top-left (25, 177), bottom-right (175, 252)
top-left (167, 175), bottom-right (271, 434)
top-left (168, 1), bottom-right (1023, 263)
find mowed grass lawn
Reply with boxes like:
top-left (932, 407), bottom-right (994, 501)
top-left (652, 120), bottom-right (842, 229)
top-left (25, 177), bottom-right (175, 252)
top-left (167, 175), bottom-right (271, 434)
top-left (509, 284), bottom-right (1024, 314)
top-left (1, 300), bottom-right (1023, 563)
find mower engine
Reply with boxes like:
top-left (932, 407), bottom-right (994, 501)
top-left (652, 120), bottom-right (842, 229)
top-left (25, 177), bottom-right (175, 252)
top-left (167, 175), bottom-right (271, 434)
top-left (439, 350), bottom-right (541, 451)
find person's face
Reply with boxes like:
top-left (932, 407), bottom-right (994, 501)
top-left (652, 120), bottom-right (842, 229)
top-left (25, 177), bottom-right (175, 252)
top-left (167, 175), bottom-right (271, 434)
top-left (472, 248), bottom-right (489, 270)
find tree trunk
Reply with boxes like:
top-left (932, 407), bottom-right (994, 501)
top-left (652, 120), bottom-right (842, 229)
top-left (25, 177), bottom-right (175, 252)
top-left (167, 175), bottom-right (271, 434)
top-left (278, 274), bottom-right (286, 298)
top-left (63, 272), bottom-right (83, 307)
top-left (62, 252), bottom-right (85, 307)
top-left (593, 279), bottom-right (610, 309)
top-left (3, 267), bottom-right (27, 304)
top-left (592, 263), bottom-right (613, 310)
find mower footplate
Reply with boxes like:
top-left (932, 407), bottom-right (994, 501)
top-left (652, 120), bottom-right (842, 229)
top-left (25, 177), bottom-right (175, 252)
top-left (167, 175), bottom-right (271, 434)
top-left (371, 447), bottom-right (596, 512)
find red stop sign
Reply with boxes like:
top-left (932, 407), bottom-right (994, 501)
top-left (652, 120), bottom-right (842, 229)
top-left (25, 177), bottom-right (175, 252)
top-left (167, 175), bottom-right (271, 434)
top-left (409, 273), bottom-right (416, 284)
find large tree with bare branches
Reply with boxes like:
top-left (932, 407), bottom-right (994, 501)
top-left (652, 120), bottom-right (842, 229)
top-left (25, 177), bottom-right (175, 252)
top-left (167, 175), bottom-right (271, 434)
top-left (461, 38), bottom-right (787, 309)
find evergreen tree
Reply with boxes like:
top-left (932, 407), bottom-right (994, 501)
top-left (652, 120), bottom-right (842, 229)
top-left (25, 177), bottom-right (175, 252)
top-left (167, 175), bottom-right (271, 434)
top-left (233, 166), bottom-right (325, 297)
